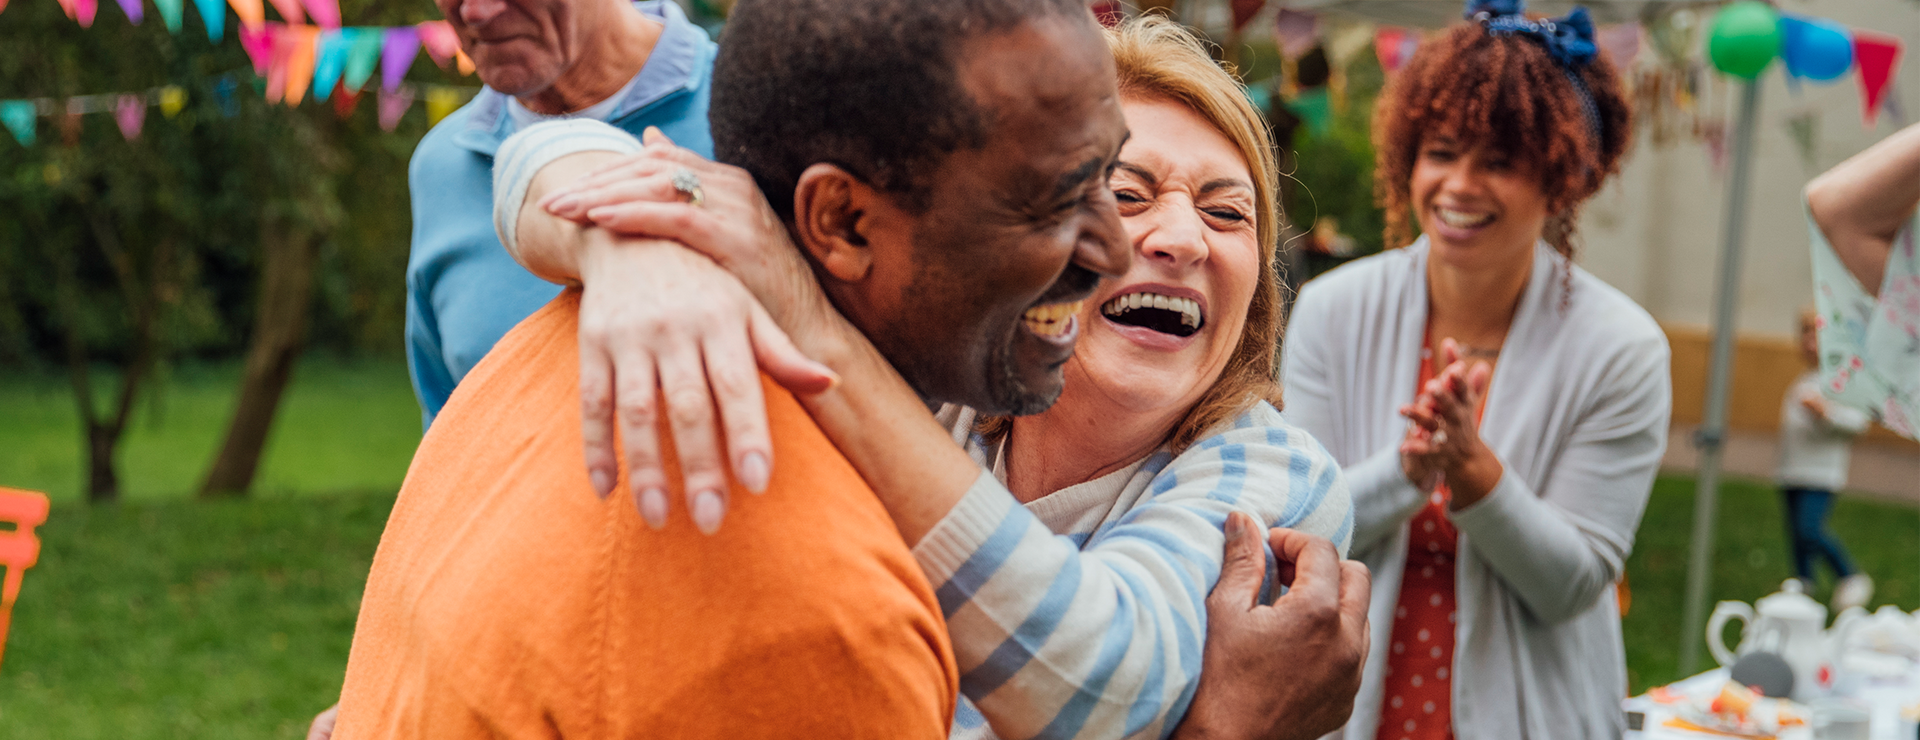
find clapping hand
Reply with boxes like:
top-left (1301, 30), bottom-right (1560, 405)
top-left (1398, 338), bottom-right (1502, 507)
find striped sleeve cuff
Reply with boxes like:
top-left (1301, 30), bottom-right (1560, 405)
top-left (491, 119), bottom-right (645, 264)
top-left (911, 471), bottom-right (1022, 595)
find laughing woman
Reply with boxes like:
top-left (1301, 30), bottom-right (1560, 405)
top-left (1281, 2), bottom-right (1671, 738)
top-left (496, 15), bottom-right (1356, 740)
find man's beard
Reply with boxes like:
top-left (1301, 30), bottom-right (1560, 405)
top-left (984, 338), bottom-right (1063, 417)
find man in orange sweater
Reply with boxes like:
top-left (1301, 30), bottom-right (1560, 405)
top-left (331, 0), bottom-right (1127, 737)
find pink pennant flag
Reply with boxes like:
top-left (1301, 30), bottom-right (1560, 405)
top-left (264, 0), bottom-right (298, 23)
top-left (377, 86), bottom-right (412, 131)
top-left (1375, 27), bottom-right (1417, 73)
top-left (1598, 23), bottom-right (1641, 69)
top-left (417, 20), bottom-right (460, 67)
top-left (266, 25), bottom-right (290, 102)
top-left (1273, 9), bottom-right (1318, 61)
top-left (242, 22), bottom-right (278, 74)
top-left (74, 0), bottom-right (97, 27)
top-left (299, 0), bottom-right (334, 27)
top-left (1853, 31), bottom-right (1903, 127)
top-left (284, 24), bottom-right (320, 104)
top-left (226, 0), bottom-right (261, 31)
top-left (115, 0), bottom-right (143, 24)
top-left (380, 26), bottom-right (420, 92)
top-left (114, 95), bottom-right (144, 140)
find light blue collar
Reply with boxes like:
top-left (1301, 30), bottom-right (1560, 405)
top-left (452, 0), bottom-right (707, 156)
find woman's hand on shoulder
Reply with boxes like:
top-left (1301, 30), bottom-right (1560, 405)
top-left (540, 127), bottom-right (823, 332)
top-left (572, 234), bottom-right (838, 534)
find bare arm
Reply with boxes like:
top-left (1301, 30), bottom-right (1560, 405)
top-left (1806, 121), bottom-right (1920, 296)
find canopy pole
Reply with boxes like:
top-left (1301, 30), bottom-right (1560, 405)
top-left (1679, 78), bottom-right (1762, 677)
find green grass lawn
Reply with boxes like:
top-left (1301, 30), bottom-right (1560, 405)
top-left (0, 358), bottom-right (1914, 736)
top-left (0, 356), bottom-right (422, 502)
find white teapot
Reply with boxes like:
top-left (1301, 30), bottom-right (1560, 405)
top-left (1707, 579), bottom-right (1847, 702)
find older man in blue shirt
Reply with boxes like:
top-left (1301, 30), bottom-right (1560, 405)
top-left (405, 0), bottom-right (714, 427)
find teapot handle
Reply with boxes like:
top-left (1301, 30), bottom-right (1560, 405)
top-left (1707, 601), bottom-right (1755, 667)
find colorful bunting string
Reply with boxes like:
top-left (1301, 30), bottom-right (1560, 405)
top-left (0, 78), bottom-right (475, 150)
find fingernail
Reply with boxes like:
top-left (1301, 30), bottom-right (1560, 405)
top-left (590, 469), bottom-right (613, 498)
top-left (739, 452), bottom-right (770, 494)
top-left (639, 488), bottom-right (669, 530)
top-left (692, 491), bottom-right (725, 535)
top-left (1225, 512), bottom-right (1248, 540)
top-left (549, 194), bottom-right (580, 214)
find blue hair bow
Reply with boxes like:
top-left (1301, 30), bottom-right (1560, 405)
top-left (1463, 0), bottom-right (1606, 145)
top-left (1464, 0), bottom-right (1598, 67)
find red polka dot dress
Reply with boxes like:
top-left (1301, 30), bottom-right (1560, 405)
top-left (1375, 346), bottom-right (1484, 740)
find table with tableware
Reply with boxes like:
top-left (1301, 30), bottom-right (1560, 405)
top-left (1624, 580), bottom-right (1920, 740)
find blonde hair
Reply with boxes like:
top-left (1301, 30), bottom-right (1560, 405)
top-left (979, 13), bottom-right (1287, 453)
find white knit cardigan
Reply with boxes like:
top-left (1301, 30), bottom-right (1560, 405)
top-left (1281, 238), bottom-right (1672, 740)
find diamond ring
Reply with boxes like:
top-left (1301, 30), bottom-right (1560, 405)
top-left (670, 167), bottom-right (704, 208)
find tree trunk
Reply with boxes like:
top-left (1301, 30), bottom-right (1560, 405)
top-left (198, 225), bottom-right (320, 498)
top-left (86, 424), bottom-right (119, 500)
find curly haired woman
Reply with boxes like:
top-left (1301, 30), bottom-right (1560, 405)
top-left (1280, 1), bottom-right (1672, 738)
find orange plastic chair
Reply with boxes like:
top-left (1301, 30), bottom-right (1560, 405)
top-left (0, 487), bottom-right (49, 673)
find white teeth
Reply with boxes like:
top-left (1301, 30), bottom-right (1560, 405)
top-left (1022, 299), bottom-right (1084, 338)
top-left (1100, 291), bottom-right (1202, 329)
top-left (1436, 207), bottom-right (1493, 229)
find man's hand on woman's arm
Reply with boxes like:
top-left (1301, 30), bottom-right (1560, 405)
top-left (1173, 513), bottom-right (1371, 740)
top-left (514, 144), bottom-right (835, 533)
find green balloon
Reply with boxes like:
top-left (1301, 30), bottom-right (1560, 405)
top-left (1708, 1), bottom-right (1782, 79)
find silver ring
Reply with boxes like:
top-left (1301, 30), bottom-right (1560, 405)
top-left (1432, 430), bottom-right (1449, 447)
top-left (670, 167), bottom-right (704, 208)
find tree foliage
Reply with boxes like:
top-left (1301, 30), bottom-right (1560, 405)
top-left (0, 0), bottom-right (452, 499)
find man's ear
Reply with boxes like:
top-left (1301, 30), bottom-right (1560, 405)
top-left (792, 163), bottom-right (876, 283)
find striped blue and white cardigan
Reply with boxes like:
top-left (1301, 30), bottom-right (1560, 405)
top-left (924, 402), bottom-right (1352, 740)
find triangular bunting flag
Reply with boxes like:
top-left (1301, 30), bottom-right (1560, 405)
top-left (284, 24), bottom-right (319, 104)
top-left (115, 95), bottom-right (145, 140)
top-left (377, 86), bottom-right (412, 131)
top-left (343, 28), bottom-right (384, 91)
top-left (225, 0), bottom-right (260, 31)
top-left (1, 101), bottom-right (35, 147)
top-left (312, 29), bottom-right (349, 102)
top-left (115, 0), bottom-right (143, 24)
top-left (264, 0), bottom-right (298, 23)
top-left (381, 26), bottom-right (420, 92)
top-left (333, 87), bottom-right (360, 118)
top-left (1598, 23), bottom-right (1641, 69)
top-left (425, 85), bottom-right (460, 126)
top-left (417, 21), bottom-right (459, 66)
top-left (1853, 31), bottom-right (1902, 127)
top-left (1274, 9), bottom-right (1318, 61)
top-left (299, 0), bottom-right (334, 28)
top-left (192, 0), bottom-right (224, 40)
top-left (241, 23), bottom-right (278, 74)
top-left (159, 85), bottom-right (186, 117)
top-left (214, 76), bottom-right (239, 117)
top-left (74, 0), bottom-right (97, 27)
top-left (455, 48), bottom-right (474, 76)
top-left (1230, 0), bottom-right (1262, 33)
top-left (153, 0), bottom-right (181, 32)
top-left (1375, 27), bottom-right (1416, 73)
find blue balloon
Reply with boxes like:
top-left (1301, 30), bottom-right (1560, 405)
top-left (1780, 15), bottom-right (1854, 82)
